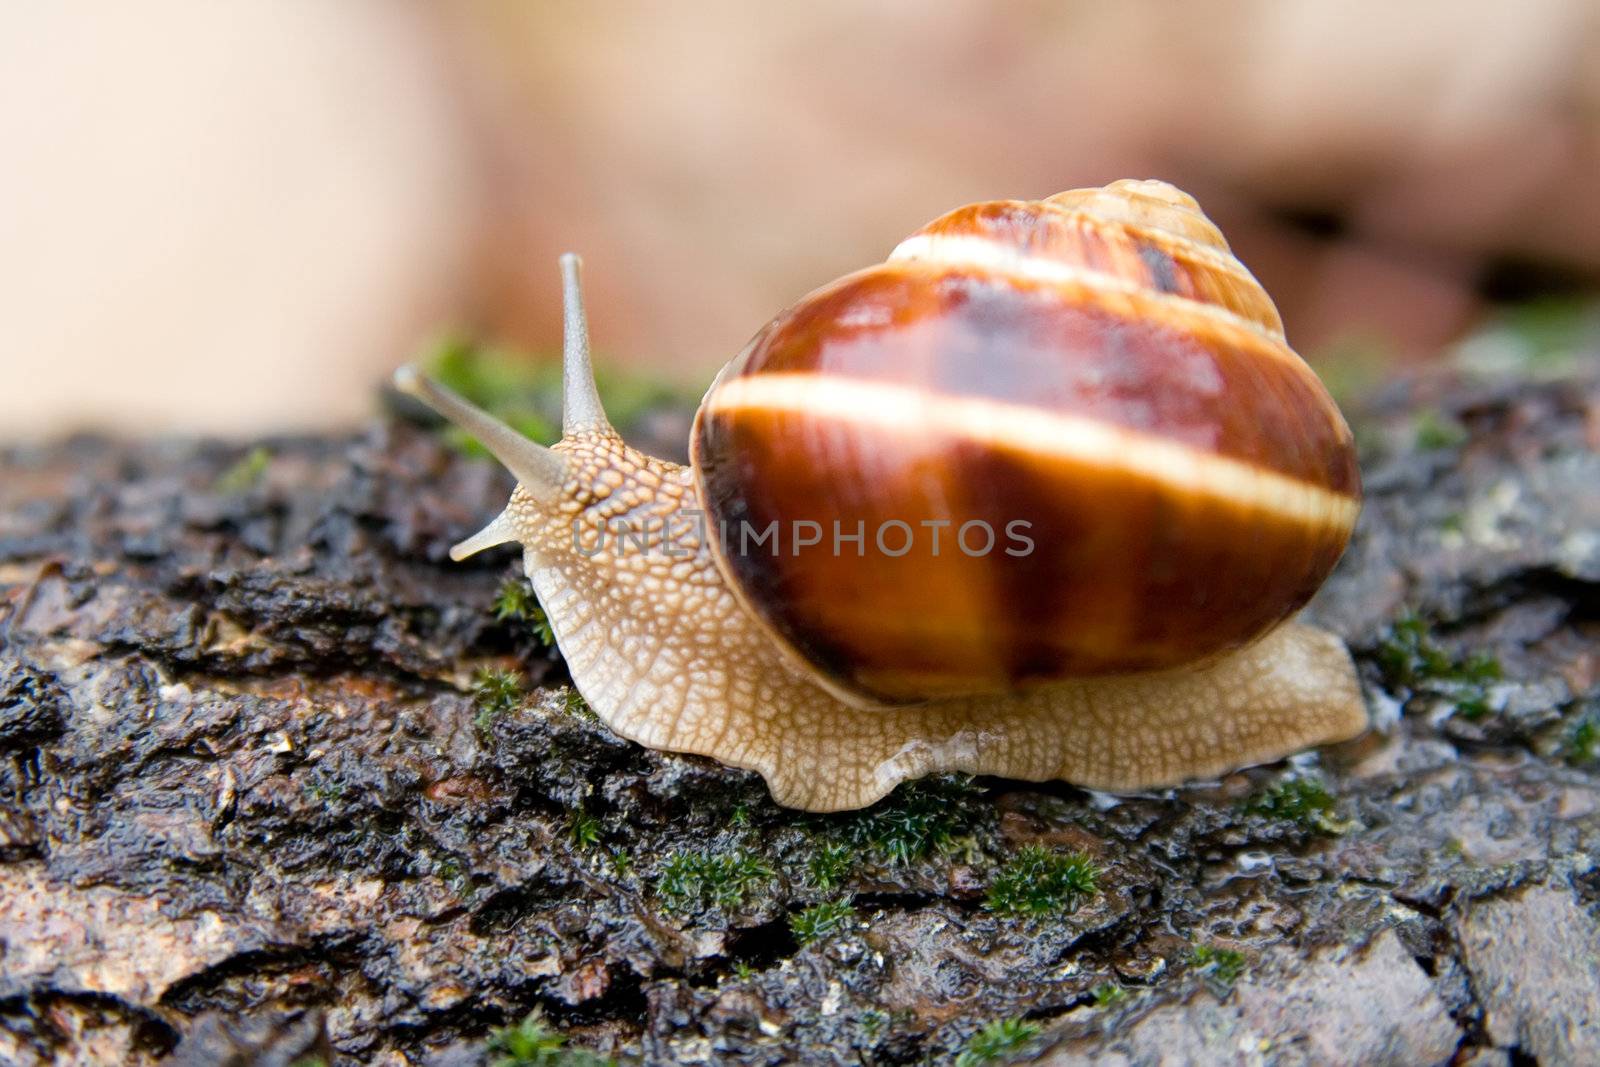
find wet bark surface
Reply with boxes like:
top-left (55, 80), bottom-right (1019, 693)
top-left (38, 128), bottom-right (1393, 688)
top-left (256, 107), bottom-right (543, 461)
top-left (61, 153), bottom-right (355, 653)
top-left (2, 369), bottom-right (1598, 1066)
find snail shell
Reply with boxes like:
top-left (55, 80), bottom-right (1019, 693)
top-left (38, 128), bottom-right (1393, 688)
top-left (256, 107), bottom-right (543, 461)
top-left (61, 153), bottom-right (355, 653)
top-left (693, 180), bottom-right (1360, 705)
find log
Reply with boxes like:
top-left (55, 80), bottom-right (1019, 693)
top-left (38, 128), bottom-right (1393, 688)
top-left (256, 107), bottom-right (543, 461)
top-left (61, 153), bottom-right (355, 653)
top-left (1, 366), bottom-right (1597, 1066)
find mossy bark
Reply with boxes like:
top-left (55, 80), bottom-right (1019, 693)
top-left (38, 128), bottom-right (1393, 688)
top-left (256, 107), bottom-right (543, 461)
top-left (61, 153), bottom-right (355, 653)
top-left (2, 368), bottom-right (1598, 1066)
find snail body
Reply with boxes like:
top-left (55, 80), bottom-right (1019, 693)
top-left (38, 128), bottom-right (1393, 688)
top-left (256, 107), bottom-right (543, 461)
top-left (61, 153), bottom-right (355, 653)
top-left (397, 180), bottom-right (1367, 812)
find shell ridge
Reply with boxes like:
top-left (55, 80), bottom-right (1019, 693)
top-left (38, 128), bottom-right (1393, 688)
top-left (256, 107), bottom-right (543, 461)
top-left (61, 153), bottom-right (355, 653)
top-left (887, 234), bottom-right (1293, 352)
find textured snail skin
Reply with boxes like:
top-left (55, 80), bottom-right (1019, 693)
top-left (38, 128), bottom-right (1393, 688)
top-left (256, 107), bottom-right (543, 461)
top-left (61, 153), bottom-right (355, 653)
top-left (395, 180), bottom-right (1370, 812)
top-left (695, 180), bottom-right (1361, 705)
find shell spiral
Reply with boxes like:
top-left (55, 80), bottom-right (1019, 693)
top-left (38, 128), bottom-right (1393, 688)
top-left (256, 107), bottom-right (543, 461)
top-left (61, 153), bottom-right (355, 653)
top-left (691, 179), bottom-right (1361, 706)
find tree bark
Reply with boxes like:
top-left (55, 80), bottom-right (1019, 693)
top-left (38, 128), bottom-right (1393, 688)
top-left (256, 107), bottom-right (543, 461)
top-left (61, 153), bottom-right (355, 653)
top-left (2, 368), bottom-right (1598, 1066)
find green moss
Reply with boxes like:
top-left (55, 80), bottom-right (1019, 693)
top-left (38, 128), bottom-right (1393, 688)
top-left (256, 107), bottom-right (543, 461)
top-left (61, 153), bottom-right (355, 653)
top-left (1412, 409), bottom-right (1468, 451)
top-left (1243, 775), bottom-right (1348, 834)
top-left (527, 607), bottom-right (556, 648)
top-left (493, 578), bottom-right (556, 646)
top-left (806, 842), bottom-right (855, 890)
top-left (790, 898), bottom-right (857, 945)
top-left (1192, 944), bottom-right (1247, 996)
top-left (838, 775), bottom-right (987, 866)
top-left (1458, 651), bottom-right (1502, 684)
top-left (1454, 692), bottom-right (1491, 721)
top-left (472, 668), bottom-right (524, 731)
top-left (302, 776), bottom-right (344, 803)
top-left (1090, 982), bottom-right (1127, 1008)
top-left (984, 845), bottom-right (1099, 917)
top-left (954, 1018), bottom-right (1042, 1067)
top-left (1378, 614), bottom-right (1501, 687)
top-left (607, 849), bottom-right (633, 878)
top-left (1376, 612), bottom-right (1501, 720)
top-left (473, 667), bottom-right (523, 711)
top-left (1469, 297), bottom-right (1599, 377)
top-left (427, 334), bottom-right (550, 408)
top-left (1376, 613), bottom-right (1448, 683)
top-left (563, 689), bottom-right (599, 724)
top-left (569, 806), bottom-right (601, 850)
top-left (492, 577), bottom-right (535, 621)
top-left (214, 446), bottom-right (272, 494)
top-left (435, 855), bottom-right (469, 893)
top-left (486, 1009), bottom-right (614, 1067)
top-left (656, 849), bottom-right (773, 912)
top-left (1564, 715), bottom-right (1599, 765)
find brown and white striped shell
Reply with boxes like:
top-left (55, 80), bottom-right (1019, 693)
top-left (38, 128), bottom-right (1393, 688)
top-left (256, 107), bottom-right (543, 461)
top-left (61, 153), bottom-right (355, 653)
top-left (692, 179), bottom-right (1360, 706)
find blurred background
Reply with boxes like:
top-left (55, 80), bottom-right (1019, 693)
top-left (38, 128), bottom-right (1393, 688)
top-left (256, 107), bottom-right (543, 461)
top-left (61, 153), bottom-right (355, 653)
top-left (1, 0), bottom-right (1597, 438)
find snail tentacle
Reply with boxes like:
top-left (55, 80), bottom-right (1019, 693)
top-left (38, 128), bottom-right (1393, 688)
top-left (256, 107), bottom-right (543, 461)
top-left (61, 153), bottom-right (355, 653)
top-left (558, 252), bottom-right (612, 437)
top-left (393, 367), bottom-right (568, 499)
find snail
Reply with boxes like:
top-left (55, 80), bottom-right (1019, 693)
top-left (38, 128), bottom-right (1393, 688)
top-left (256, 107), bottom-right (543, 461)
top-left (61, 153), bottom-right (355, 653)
top-left (395, 179), bottom-right (1367, 813)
